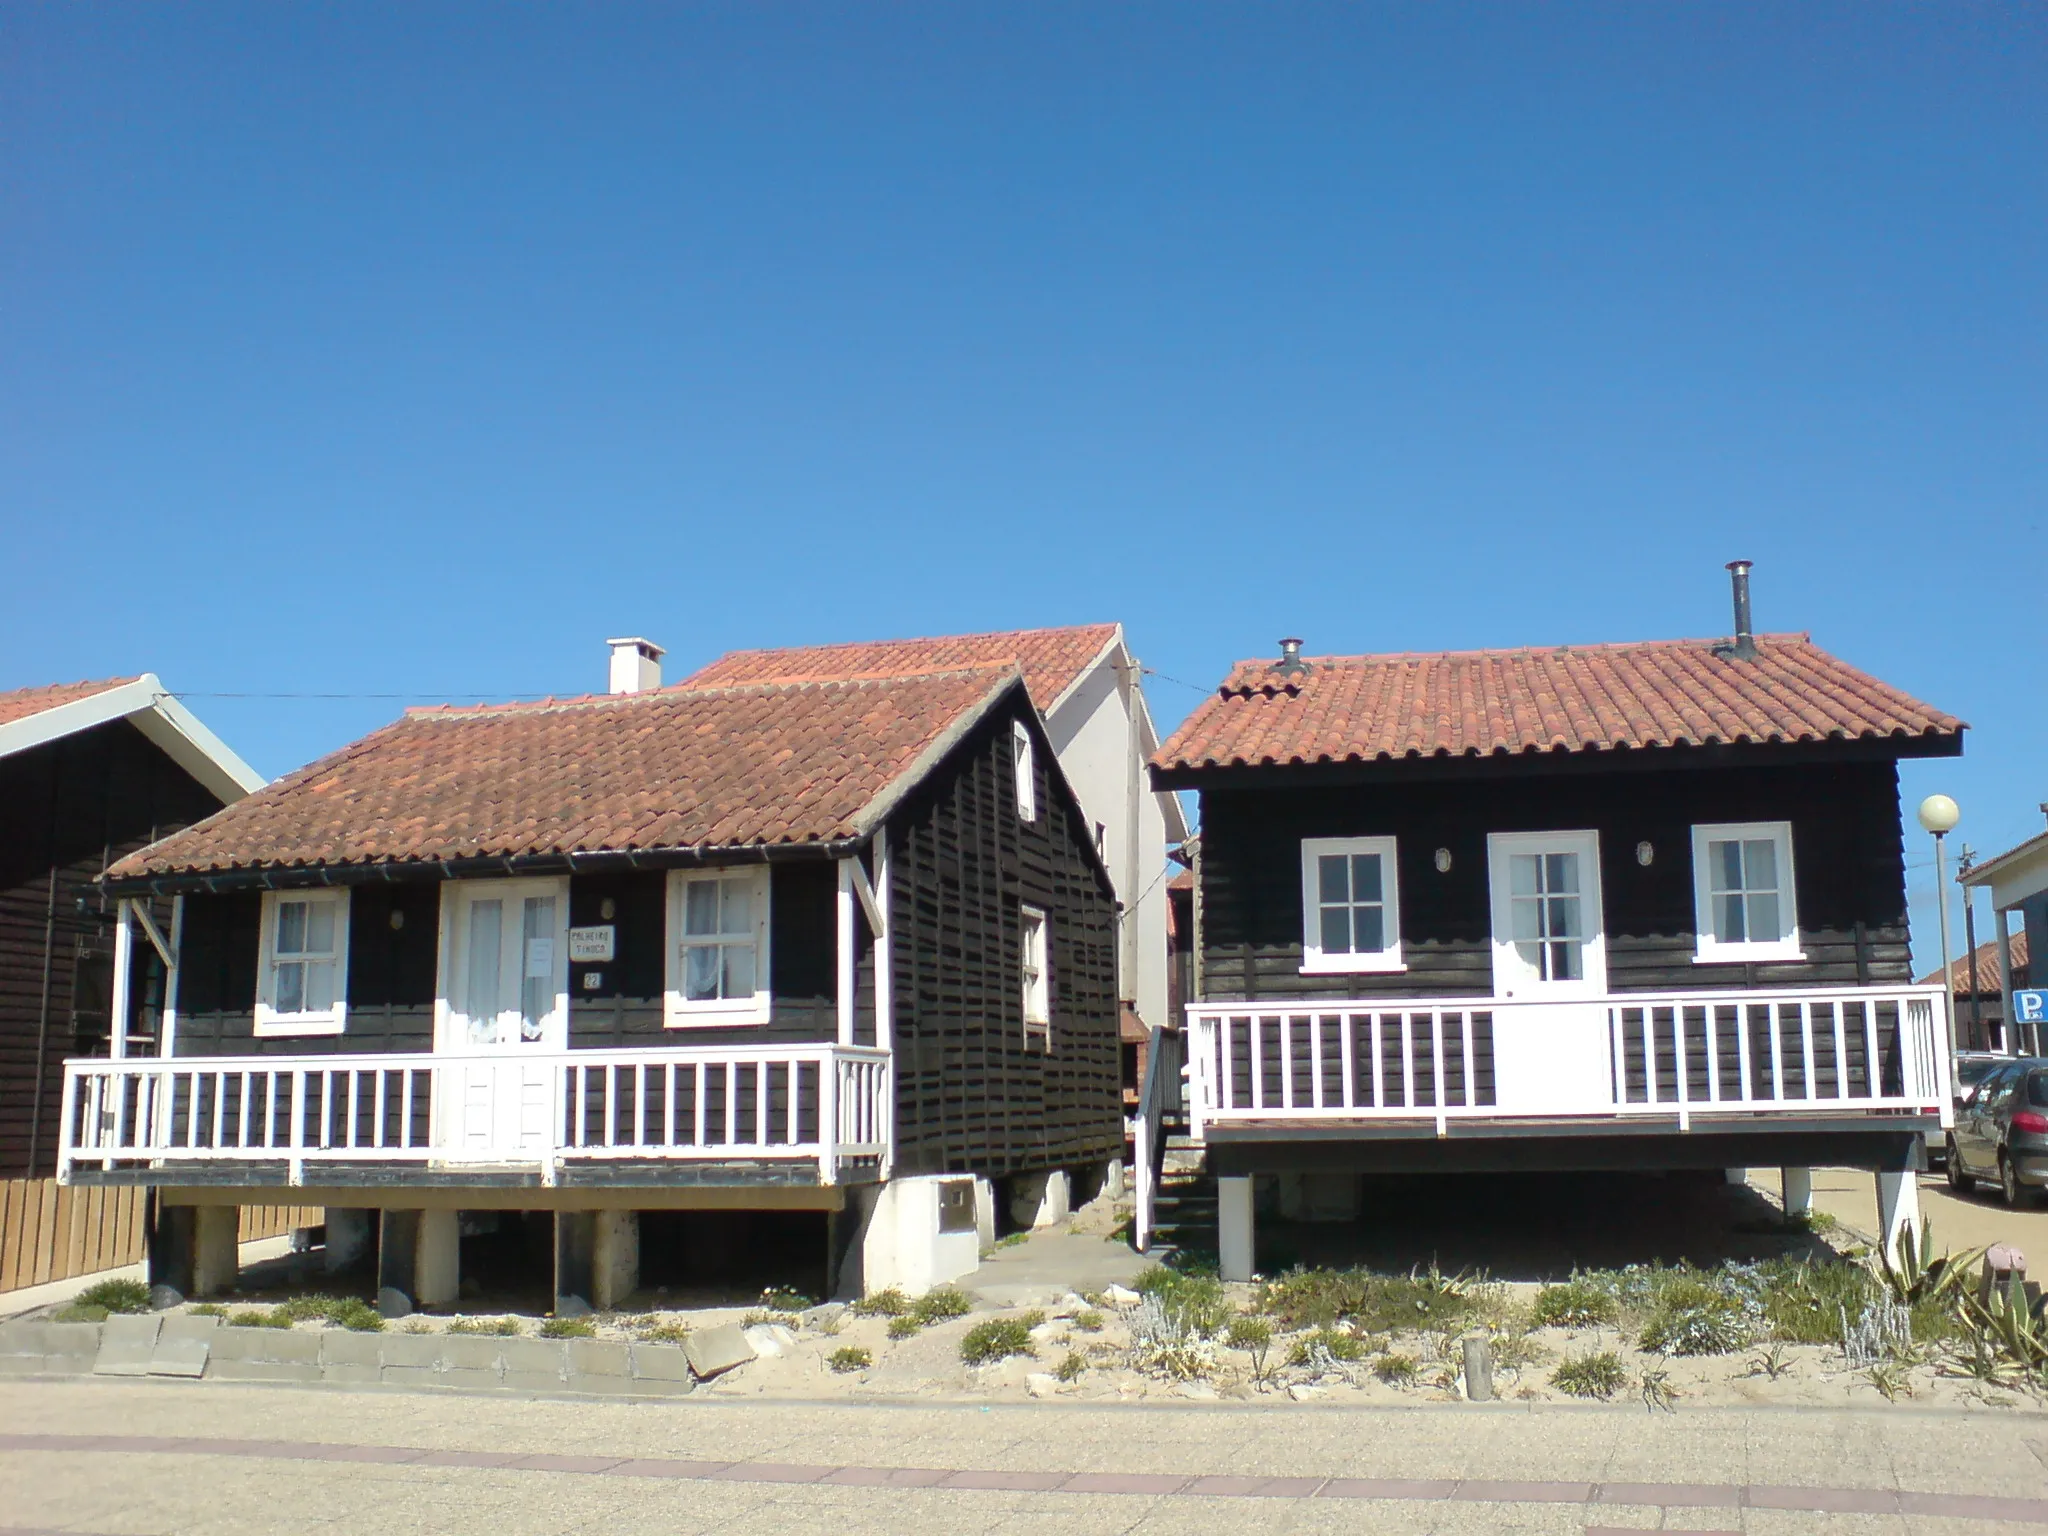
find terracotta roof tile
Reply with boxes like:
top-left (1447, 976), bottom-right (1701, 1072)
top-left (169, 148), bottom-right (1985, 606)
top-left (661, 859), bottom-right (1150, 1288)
top-left (1154, 634), bottom-right (1962, 772)
top-left (683, 624), bottom-right (1119, 713)
top-left (1921, 932), bottom-right (2030, 993)
top-left (110, 668), bottom-right (1018, 881)
top-left (0, 676), bottom-right (142, 728)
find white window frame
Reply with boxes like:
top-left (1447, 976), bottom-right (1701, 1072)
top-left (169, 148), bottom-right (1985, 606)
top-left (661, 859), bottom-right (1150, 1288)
top-left (1012, 720), bottom-right (1038, 822)
top-left (1691, 820), bottom-right (1803, 963)
top-left (1021, 903), bottom-right (1050, 1047)
top-left (1299, 836), bottom-right (1405, 974)
top-left (254, 889), bottom-right (350, 1037)
top-left (1486, 830), bottom-right (1608, 998)
top-left (665, 867), bottom-right (772, 1027)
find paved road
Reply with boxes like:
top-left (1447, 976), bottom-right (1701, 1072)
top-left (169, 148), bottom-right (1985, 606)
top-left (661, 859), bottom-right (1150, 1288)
top-left (1784, 1168), bottom-right (2048, 1257)
top-left (1, 1378), bottom-right (2042, 1535)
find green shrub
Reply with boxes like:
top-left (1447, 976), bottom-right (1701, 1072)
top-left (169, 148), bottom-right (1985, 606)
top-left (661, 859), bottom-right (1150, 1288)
top-left (1055, 1349), bottom-right (1087, 1382)
top-left (274, 1294), bottom-right (383, 1331)
top-left (1490, 1332), bottom-right (1552, 1371)
top-left (228, 1308), bottom-right (291, 1329)
top-left (886, 1316), bottom-right (922, 1340)
top-left (1373, 1351), bottom-right (1419, 1386)
top-left (741, 1310), bottom-right (799, 1328)
top-left (447, 1317), bottom-right (522, 1336)
top-left (760, 1286), bottom-right (812, 1312)
top-left (74, 1278), bottom-right (151, 1314)
top-left (995, 1232), bottom-right (1030, 1248)
top-left (960, 1318), bottom-right (1036, 1365)
top-left (852, 1287), bottom-right (910, 1318)
top-left (1531, 1281), bottom-right (1619, 1329)
top-left (1258, 1265), bottom-right (1480, 1333)
top-left (637, 1321), bottom-right (689, 1344)
top-left (539, 1316), bottom-right (595, 1339)
top-left (1551, 1350), bottom-right (1628, 1398)
top-left (911, 1287), bottom-right (972, 1324)
top-left (188, 1302), bottom-right (227, 1317)
top-left (328, 1298), bottom-right (385, 1333)
top-left (1756, 1257), bottom-right (1873, 1344)
top-left (827, 1346), bottom-right (872, 1373)
top-left (1133, 1267), bottom-right (1232, 1336)
top-left (1073, 1309), bottom-right (1105, 1332)
top-left (1638, 1279), bottom-right (1754, 1357)
top-left (54, 1303), bottom-right (110, 1323)
top-left (1287, 1326), bottom-right (1368, 1366)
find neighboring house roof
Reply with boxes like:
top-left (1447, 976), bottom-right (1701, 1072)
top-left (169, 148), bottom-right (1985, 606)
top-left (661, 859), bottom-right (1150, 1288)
top-left (683, 623), bottom-right (1121, 716)
top-left (1154, 634), bottom-right (1963, 773)
top-left (1920, 932), bottom-right (2031, 994)
top-left (108, 667), bottom-right (1023, 885)
top-left (0, 674), bottom-right (265, 803)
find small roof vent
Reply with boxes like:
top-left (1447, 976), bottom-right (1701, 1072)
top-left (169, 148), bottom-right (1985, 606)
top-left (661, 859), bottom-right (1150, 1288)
top-left (1271, 637), bottom-right (1311, 678)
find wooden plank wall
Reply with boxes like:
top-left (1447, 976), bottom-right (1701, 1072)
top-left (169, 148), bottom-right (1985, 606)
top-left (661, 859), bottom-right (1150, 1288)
top-left (0, 1179), bottom-right (321, 1294)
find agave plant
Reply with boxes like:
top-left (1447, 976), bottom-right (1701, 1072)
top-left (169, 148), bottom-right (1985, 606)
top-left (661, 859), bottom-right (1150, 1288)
top-left (1965, 1270), bottom-right (2048, 1379)
top-left (1874, 1221), bottom-right (1980, 1308)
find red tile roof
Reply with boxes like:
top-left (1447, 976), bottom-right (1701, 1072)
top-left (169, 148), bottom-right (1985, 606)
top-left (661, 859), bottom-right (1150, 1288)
top-left (1154, 634), bottom-right (1962, 773)
top-left (0, 677), bottom-right (142, 728)
top-left (110, 668), bottom-right (1020, 882)
top-left (683, 624), bottom-right (1120, 713)
top-left (1921, 932), bottom-right (2030, 993)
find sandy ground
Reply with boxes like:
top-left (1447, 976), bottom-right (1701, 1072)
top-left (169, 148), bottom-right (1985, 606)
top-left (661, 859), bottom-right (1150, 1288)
top-left (1791, 1164), bottom-right (2048, 1257)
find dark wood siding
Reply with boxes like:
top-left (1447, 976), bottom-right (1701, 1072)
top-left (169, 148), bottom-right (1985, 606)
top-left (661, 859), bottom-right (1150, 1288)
top-left (886, 698), bottom-right (1123, 1179)
top-left (1198, 760), bottom-right (1908, 1002)
top-left (0, 719), bottom-right (228, 1176)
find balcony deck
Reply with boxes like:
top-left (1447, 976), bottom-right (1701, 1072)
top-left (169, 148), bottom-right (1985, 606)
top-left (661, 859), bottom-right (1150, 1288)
top-left (56, 1044), bottom-right (893, 1190)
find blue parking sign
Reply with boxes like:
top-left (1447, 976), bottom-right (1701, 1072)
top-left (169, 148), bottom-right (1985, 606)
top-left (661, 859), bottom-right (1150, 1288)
top-left (2015, 989), bottom-right (2048, 1025)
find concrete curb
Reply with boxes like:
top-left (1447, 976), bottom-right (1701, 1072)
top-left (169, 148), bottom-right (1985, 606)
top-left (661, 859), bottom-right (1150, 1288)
top-left (0, 1319), bottom-right (696, 1399)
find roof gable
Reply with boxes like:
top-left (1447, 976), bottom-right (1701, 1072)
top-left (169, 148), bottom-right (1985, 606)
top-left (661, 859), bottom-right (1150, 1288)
top-left (1155, 634), bottom-right (1963, 774)
top-left (109, 667), bottom-right (1023, 884)
top-left (0, 674), bottom-right (264, 803)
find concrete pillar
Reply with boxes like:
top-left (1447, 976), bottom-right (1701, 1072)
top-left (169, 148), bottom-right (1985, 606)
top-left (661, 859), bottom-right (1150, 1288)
top-left (1104, 1159), bottom-right (1127, 1201)
top-left (323, 1208), bottom-right (374, 1274)
top-left (1877, 1171), bottom-right (1921, 1259)
top-left (555, 1210), bottom-right (595, 1314)
top-left (415, 1208), bottom-right (460, 1307)
top-left (1218, 1175), bottom-right (1255, 1283)
top-left (191, 1205), bottom-right (240, 1298)
top-left (1781, 1168), bottom-right (1813, 1220)
top-left (1723, 1168), bottom-right (1748, 1186)
top-left (593, 1210), bottom-right (639, 1311)
top-left (972, 1176), bottom-right (997, 1252)
top-left (378, 1210), bottom-right (421, 1312)
top-left (147, 1201), bottom-right (195, 1299)
top-left (1007, 1169), bottom-right (1071, 1230)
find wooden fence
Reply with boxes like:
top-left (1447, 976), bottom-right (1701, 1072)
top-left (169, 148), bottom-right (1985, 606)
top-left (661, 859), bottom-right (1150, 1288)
top-left (0, 1179), bottom-right (321, 1295)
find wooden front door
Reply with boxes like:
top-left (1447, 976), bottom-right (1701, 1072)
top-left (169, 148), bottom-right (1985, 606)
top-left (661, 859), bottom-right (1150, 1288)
top-left (439, 879), bottom-right (567, 1156)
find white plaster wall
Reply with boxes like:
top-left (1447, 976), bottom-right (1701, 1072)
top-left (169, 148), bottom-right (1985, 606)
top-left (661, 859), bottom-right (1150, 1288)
top-left (860, 1176), bottom-right (981, 1297)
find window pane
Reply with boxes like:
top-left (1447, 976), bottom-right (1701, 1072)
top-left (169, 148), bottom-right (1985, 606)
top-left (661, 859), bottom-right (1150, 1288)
top-left (1713, 840), bottom-right (1744, 893)
top-left (684, 881), bottom-right (719, 936)
top-left (1320, 906), bottom-right (1351, 953)
top-left (1511, 896), bottom-right (1542, 943)
top-left (304, 960), bottom-right (335, 1014)
top-left (1546, 853), bottom-right (1578, 894)
top-left (1716, 892), bottom-right (1746, 943)
top-left (721, 880), bottom-right (752, 936)
top-left (1744, 839), bottom-right (1778, 891)
top-left (1545, 894), bottom-right (1580, 941)
top-left (684, 944), bottom-right (720, 1000)
top-left (1510, 855), bottom-right (1539, 897)
top-left (1746, 892), bottom-right (1781, 944)
top-left (304, 900), bottom-right (335, 956)
top-left (277, 901), bottom-right (307, 956)
top-left (276, 961), bottom-right (305, 1015)
top-left (1351, 854), bottom-right (1382, 903)
top-left (722, 943), bottom-right (756, 999)
top-left (466, 900), bottom-right (503, 1022)
top-left (1318, 855), bottom-right (1349, 904)
top-left (1550, 940), bottom-right (1581, 981)
top-left (1352, 905), bottom-right (1384, 953)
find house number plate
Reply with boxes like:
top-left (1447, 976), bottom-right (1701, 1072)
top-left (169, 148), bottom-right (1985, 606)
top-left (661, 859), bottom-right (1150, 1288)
top-left (567, 925), bottom-right (616, 963)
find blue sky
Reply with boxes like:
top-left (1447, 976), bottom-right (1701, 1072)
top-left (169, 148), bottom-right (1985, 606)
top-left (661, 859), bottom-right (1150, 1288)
top-left (3, 4), bottom-right (2041, 968)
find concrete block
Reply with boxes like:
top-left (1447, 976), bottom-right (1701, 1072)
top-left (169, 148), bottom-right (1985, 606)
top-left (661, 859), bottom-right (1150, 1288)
top-left (159, 1314), bottom-right (220, 1342)
top-left (629, 1343), bottom-right (694, 1383)
top-left (1007, 1169), bottom-right (1070, 1230)
top-left (208, 1359), bottom-right (323, 1383)
top-left (380, 1366), bottom-right (440, 1388)
top-left (0, 1353), bottom-right (89, 1376)
top-left (322, 1363), bottom-right (383, 1386)
top-left (566, 1339), bottom-right (629, 1377)
top-left (437, 1336), bottom-right (503, 1373)
top-left (94, 1314), bottom-right (163, 1376)
top-left (503, 1371), bottom-right (570, 1393)
top-left (211, 1326), bottom-right (321, 1365)
top-left (320, 1332), bottom-right (382, 1368)
top-left (800, 1303), bottom-right (847, 1331)
top-left (499, 1339), bottom-right (568, 1382)
top-left (622, 1375), bottom-right (694, 1397)
top-left (416, 1210), bottom-right (460, 1308)
top-left (593, 1209), bottom-right (638, 1311)
top-left (378, 1334), bottom-right (440, 1370)
top-left (439, 1368), bottom-right (500, 1391)
top-left (683, 1323), bottom-right (755, 1379)
top-left (743, 1323), bottom-right (796, 1358)
top-left (148, 1285), bottom-right (185, 1311)
top-left (147, 1335), bottom-right (211, 1378)
top-left (0, 1322), bottom-right (102, 1359)
top-left (567, 1373), bottom-right (645, 1396)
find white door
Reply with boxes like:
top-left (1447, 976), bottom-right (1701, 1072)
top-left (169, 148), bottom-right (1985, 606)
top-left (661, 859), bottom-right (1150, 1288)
top-left (439, 879), bottom-right (567, 1156)
top-left (1486, 831), bottom-right (1611, 1113)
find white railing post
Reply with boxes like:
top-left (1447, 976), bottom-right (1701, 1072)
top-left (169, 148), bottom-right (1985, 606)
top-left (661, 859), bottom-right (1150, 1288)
top-left (819, 1051), bottom-right (839, 1185)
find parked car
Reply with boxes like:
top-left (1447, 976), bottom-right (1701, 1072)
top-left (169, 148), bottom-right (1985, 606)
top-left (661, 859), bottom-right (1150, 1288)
top-left (1946, 1057), bottom-right (2048, 1207)
top-left (1929, 1051), bottom-right (2022, 1167)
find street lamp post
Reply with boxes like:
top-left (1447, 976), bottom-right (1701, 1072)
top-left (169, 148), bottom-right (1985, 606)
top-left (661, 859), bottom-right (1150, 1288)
top-left (1918, 794), bottom-right (1961, 1067)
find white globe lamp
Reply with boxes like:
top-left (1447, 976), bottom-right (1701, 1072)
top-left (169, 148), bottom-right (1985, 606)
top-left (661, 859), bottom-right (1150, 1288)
top-left (1917, 795), bottom-right (1960, 836)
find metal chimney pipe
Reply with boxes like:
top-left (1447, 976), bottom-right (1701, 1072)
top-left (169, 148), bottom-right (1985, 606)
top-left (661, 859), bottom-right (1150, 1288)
top-left (1273, 638), bottom-right (1309, 677)
top-left (1724, 561), bottom-right (1757, 660)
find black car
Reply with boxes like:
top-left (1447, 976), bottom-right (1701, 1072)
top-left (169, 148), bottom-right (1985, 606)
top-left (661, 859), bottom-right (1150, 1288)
top-left (1946, 1056), bottom-right (2048, 1207)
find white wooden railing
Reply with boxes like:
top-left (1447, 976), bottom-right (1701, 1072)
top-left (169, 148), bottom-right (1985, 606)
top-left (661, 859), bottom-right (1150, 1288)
top-left (57, 1044), bottom-right (892, 1186)
top-left (1184, 984), bottom-right (1953, 1137)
